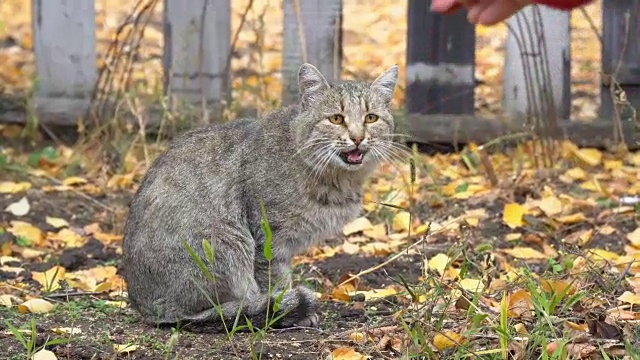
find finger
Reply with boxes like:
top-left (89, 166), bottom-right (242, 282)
top-left (430, 0), bottom-right (461, 12)
top-left (476, 1), bottom-right (526, 25)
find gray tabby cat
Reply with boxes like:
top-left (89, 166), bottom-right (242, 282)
top-left (122, 62), bottom-right (399, 329)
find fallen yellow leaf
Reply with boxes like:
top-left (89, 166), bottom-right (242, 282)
top-left (45, 216), bottom-right (69, 229)
top-left (564, 167), bottom-right (587, 181)
top-left (8, 221), bottom-right (44, 246)
top-left (503, 247), bottom-right (547, 260)
top-left (459, 278), bottom-right (484, 293)
top-left (18, 298), bottom-right (54, 314)
top-left (598, 225), bottom-right (616, 236)
top-left (363, 223), bottom-right (387, 240)
top-left (51, 327), bottom-right (82, 335)
top-left (0, 294), bottom-right (19, 306)
top-left (506, 233), bottom-right (522, 241)
top-left (537, 196), bottom-right (563, 217)
top-left (62, 176), bottom-right (88, 186)
top-left (341, 242), bottom-right (360, 255)
top-left (355, 287), bottom-right (398, 300)
top-left (31, 349), bottom-right (57, 360)
top-left (392, 211), bottom-right (412, 232)
top-left (348, 331), bottom-right (372, 343)
top-left (342, 217), bottom-right (373, 236)
top-left (113, 344), bottom-right (139, 354)
top-left (331, 347), bottom-right (367, 360)
top-left (0, 181), bottom-right (32, 194)
top-left (48, 228), bottom-right (86, 248)
top-left (427, 253), bottom-right (450, 275)
top-left (573, 147), bottom-right (602, 167)
top-left (618, 291), bottom-right (640, 305)
top-left (433, 330), bottom-right (463, 350)
top-left (503, 203), bottom-right (526, 229)
top-left (626, 228), bottom-right (640, 248)
top-left (32, 266), bottom-right (66, 291)
top-left (555, 212), bottom-right (587, 224)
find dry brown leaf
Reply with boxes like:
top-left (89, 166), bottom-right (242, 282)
top-left (507, 289), bottom-right (534, 319)
top-left (541, 279), bottom-right (576, 296)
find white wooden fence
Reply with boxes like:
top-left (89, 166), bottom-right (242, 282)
top-left (19, 0), bottom-right (640, 147)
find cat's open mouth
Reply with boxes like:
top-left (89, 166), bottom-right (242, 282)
top-left (339, 149), bottom-right (364, 165)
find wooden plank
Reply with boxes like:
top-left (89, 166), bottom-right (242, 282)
top-left (32, 0), bottom-right (96, 118)
top-left (281, 0), bottom-right (342, 105)
top-left (600, 0), bottom-right (640, 117)
top-left (4, 106), bottom-right (638, 150)
top-left (405, 0), bottom-right (475, 115)
top-left (406, 114), bottom-right (640, 150)
top-left (503, 5), bottom-right (571, 120)
top-left (163, 0), bottom-right (231, 121)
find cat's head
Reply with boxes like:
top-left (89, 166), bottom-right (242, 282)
top-left (294, 63), bottom-right (398, 174)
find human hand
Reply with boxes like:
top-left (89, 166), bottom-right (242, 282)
top-left (431, 0), bottom-right (533, 25)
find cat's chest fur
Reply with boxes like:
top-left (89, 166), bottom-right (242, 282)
top-left (269, 182), bottom-right (363, 259)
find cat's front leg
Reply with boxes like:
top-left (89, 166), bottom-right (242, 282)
top-left (254, 254), bottom-right (319, 328)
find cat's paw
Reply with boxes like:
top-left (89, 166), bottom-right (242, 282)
top-left (273, 286), bottom-right (320, 328)
top-left (292, 311), bottom-right (319, 328)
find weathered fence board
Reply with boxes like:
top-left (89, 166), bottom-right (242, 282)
top-left (163, 0), bottom-right (231, 121)
top-left (600, 0), bottom-right (640, 119)
top-left (282, 0), bottom-right (342, 105)
top-left (32, 0), bottom-right (96, 119)
top-left (503, 6), bottom-right (571, 119)
top-left (405, 0), bottom-right (475, 115)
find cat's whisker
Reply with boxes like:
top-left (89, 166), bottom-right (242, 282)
top-left (374, 142), bottom-right (411, 164)
top-left (296, 139), bottom-right (334, 154)
top-left (306, 144), bottom-right (336, 184)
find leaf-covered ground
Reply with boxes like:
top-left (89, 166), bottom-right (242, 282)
top-left (1, 123), bottom-right (640, 359)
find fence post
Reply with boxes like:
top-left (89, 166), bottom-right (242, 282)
top-left (163, 0), bottom-right (231, 123)
top-left (405, 0), bottom-right (475, 116)
top-left (601, 0), bottom-right (640, 119)
top-left (502, 6), bottom-right (571, 120)
top-left (32, 0), bottom-right (96, 119)
top-left (281, 0), bottom-right (342, 106)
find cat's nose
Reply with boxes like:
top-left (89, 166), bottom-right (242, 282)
top-left (351, 136), bottom-right (362, 146)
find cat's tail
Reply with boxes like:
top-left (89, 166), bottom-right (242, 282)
top-left (147, 286), bottom-right (319, 330)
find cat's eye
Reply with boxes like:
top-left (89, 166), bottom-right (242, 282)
top-left (365, 114), bottom-right (379, 123)
top-left (328, 114), bottom-right (344, 125)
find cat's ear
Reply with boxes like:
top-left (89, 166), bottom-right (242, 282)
top-left (298, 63), bottom-right (330, 107)
top-left (370, 65), bottom-right (398, 106)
